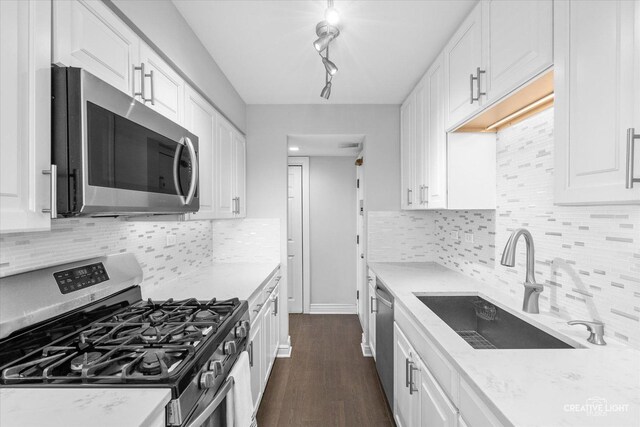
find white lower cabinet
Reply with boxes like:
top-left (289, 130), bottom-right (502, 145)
top-left (0, 0), bottom-right (52, 234)
top-left (394, 318), bottom-right (503, 427)
top-left (247, 270), bottom-right (282, 413)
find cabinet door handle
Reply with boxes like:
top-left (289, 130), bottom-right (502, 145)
top-left (249, 341), bottom-right (254, 367)
top-left (626, 128), bottom-right (639, 189)
top-left (272, 296), bottom-right (278, 316)
top-left (409, 362), bottom-right (418, 394)
top-left (407, 188), bottom-right (413, 206)
top-left (253, 303), bottom-right (263, 313)
top-left (469, 72), bottom-right (475, 104)
top-left (370, 296), bottom-right (377, 313)
top-left (405, 358), bottom-right (411, 388)
top-left (41, 165), bottom-right (57, 219)
top-left (237, 196), bottom-right (241, 214)
top-left (133, 64), bottom-right (153, 103)
top-left (419, 185), bottom-right (428, 205)
top-left (470, 67), bottom-right (486, 103)
top-left (148, 69), bottom-right (155, 105)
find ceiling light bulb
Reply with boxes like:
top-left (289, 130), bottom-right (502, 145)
top-left (322, 56), bottom-right (338, 76)
top-left (320, 81), bottom-right (332, 99)
top-left (289, 146), bottom-right (300, 152)
top-left (313, 33), bottom-right (334, 53)
top-left (325, 7), bottom-right (340, 26)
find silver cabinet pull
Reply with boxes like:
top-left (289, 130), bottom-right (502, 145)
top-left (626, 128), bottom-right (639, 189)
top-left (370, 296), bottom-right (377, 313)
top-left (405, 357), bottom-right (410, 388)
top-left (236, 196), bottom-right (241, 214)
top-left (249, 341), bottom-right (254, 367)
top-left (272, 295), bottom-right (278, 316)
top-left (41, 165), bottom-right (57, 219)
top-left (470, 67), bottom-right (486, 103)
top-left (469, 72), bottom-right (475, 104)
top-left (419, 185), bottom-right (428, 205)
top-left (407, 188), bottom-right (413, 206)
top-left (133, 64), bottom-right (153, 103)
top-left (409, 362), bottom-right (418, 394)
top-left (148, 69), bottom-right (155, 105)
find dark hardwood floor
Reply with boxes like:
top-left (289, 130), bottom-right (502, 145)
top-left (256, 314), bottom-right (395, 427)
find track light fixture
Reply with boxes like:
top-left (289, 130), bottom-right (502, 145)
top-left (313, 0), bottom-right (340, 99)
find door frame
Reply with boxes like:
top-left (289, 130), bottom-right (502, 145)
top-left (287, 157), bottom-right (311, 313)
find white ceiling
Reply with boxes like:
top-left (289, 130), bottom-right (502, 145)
top-left (173, 0), bottom-right (477, 105)
top-left (288, 134), bottom-right (364, 156)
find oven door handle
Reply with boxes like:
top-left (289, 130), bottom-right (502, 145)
top-left (186, 376), bottom-right (235, 427)
top-left (183, 136), bottom-right (199, 206)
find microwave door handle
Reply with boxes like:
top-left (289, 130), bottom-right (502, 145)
top-left (173, 143), bottom-right (183, 201)
top-left (183, 136), bottom-right (199, 206)
top-left (185, 376), bottom-right (235, 427)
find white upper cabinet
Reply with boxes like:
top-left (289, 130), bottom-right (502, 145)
top-left (444, 3), bottom-right (483, 130)
top-left (53, 0), bottom-right (139, 96)
top-left (414, 82), bottom-right (428, 208)
top-left (554, 0), bottom-right (640, 204)
top-left (215, 115), bottom-right (236, 219)
top-left (482, 0), bottom-right (553, 103)
top-left (401, 95), bottom-right (416, 209)
top-left (183, 85), bottom-right (216, 220)
top-left (0, 0), bottom-right (52, 234)
top-left (139, 43), bottom-right (185, 125)
top-left (425, 54), bottom-right (448, 209)
top-left (233, 132), bottom-right (247, 218)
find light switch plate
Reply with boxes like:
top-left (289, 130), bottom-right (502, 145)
top-left (450, 231), bottom-right (460, 240)
top-left (166, 234), bottom-right (177, 247)
top-left (464, 232), bottom-right (474, 243)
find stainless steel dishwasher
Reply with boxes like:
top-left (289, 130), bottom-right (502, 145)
top-left (374, 279), bottom-right (394, 406)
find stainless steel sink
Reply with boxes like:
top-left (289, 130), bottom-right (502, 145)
top-left (417, 295), bottom-right (576, 349)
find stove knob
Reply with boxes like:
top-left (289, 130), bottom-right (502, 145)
top-left (208, 360), bottom-right (224, 377)
top-left (233, 322), bottom-right (248, 338)
top-left (199, 371), bottom-right (216, 389)
top-left (224, 340), bottom-right (237, 355)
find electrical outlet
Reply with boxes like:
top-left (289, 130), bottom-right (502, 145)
top-left (166, 234), bottom-right (177, 247)
top-left (464, 232), bottom-right (474, 243)
top-left (450, 231), bottom-right (459, 240)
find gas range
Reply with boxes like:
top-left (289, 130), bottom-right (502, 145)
top-left (0, 254), bottom-right (249, 426)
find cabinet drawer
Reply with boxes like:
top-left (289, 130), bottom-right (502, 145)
top-left (248, 269), bottom-right (280, 324)
top-left (459, 378), bottom-right (503, 427)
top-left (395, 304), bottom-right (459, 404)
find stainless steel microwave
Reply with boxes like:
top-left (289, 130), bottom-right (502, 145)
top-left (51, 67), bottom-right (199, 217)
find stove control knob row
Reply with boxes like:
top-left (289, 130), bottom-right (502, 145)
top-left (224, 340), bottom-right (238, 355)
top-left (233, 321), bottom-right (249, 339)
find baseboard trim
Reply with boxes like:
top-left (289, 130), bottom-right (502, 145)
top-left (308, 303), bottom-right (357, 314)
top-left (361, 342), bottom-right (372, 357)
top-left (276, 335), bottom-right (292, 358)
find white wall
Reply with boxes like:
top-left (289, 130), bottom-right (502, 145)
top-left (246, 104), bottom-right (400, 340)
top-left (308, 157), bottom-right (357, 309)
top-left (108, 0), bottom-right (246, 131)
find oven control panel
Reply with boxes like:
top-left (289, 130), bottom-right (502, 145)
top-left (53, 262), bottom-right (109, 294)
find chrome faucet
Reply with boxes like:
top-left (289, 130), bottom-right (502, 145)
top-left (567, 320), bottom-right (606, 345)
top-left (500, 228), bottom-right (544, 314)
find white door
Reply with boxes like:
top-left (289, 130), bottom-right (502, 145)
top-left (233, 132), bottom-right (246, 217)
top-left (426, 54), bottom-right (448, 209)
top-left (401, 96), bottom-right (416, 209)
top-left (52, 0), bottom-right (139, 96)
top-left (417, 357), bottom-right (457, 427)
top-left (183, 85), bottom-right (215, 220)
top-left (356, 163), bottom-right (365, 328)
top-left (555, 0), bottom-right (640, 204)
top-left (249, 317), bottom-right (263, 410)
top-left (483, 0), bottom-right (553, 102)
top-left (444, 3), bottom-right (483, 129)
top-left (0, 0), bottom-right (52, 234)
top-left (139, 43), bottom-right (185, 125)
top-left (215, 115), bottom-right (235, 218)
top-left (287, 165), bottom-right (303, 313)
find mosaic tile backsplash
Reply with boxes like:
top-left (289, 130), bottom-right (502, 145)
top-left (211, 218), bottom-right (280, 263)
top-left (0, 218), bottom-right (213, 290)
top-left (367, 211), bottom-right (435, 262)
top-left (434, 108), bottom-right (640, 347)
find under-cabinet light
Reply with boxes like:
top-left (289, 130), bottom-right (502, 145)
top-left (486, 93), bottom-right (555, 131)
top-left (289, 146), bottom-right (300, 152)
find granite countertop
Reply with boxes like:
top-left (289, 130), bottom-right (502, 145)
top-left (368, 262), bottom-right (640, 427)
top-left (142, 261), bottom-right (281, 301)
top-left (0, 388), bottom-right (171, 427)
top-left (0, 262), bottom-right (280, 427)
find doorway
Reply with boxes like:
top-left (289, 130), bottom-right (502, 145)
top-left (287, 134), bottom-right (365, 315)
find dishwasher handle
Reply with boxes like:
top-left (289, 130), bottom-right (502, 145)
top-left (375, 287), bottom-right (393, 309)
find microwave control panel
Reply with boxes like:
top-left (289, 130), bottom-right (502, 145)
top-left (54, 262), bottom-right (109, 294)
